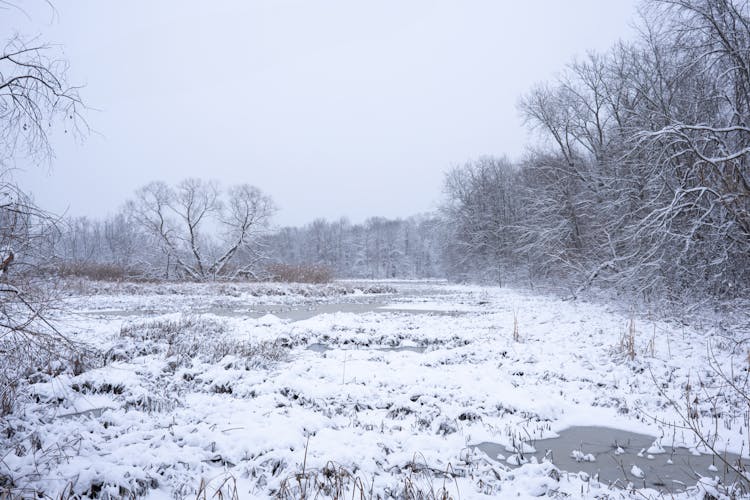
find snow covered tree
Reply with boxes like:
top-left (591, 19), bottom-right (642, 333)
top-left (440, 157), bottom-right (523, 283)
top-left (265, 215), bottom-right (443, 279)
top-left (438, 0), bottom-right (749, 299)
top-left (127, 178), bottom-right (276, 280)
top-left (630, 0), bottom-right (750, 297)
top-left (508, 0), bottom-right (750, 298)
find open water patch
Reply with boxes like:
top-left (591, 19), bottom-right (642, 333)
top-left (473, 426), bottom-right (745, 492)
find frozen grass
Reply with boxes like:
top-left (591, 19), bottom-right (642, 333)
top-left (276, 460), bottom-right (458, 499)
top-left (63, 278), bottom-right (396, 299)
top-left (115, 315), bottom-right (286, 367)
top-left (58, 279), bottom-right (398, 319)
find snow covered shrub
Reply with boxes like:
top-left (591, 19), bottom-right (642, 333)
top-left (0, 321), bottom-right (92, 416)
top-left (220, 340), bottom-right (288, 370)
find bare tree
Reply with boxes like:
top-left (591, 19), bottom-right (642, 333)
top-left (0, 34), bottom-right (83, 164)
top-left (631, 0), bottom-right (750, 297)
top-left (127, 179), bottom-right (276, 280)
top-left (440, 157), bottom-right (522, 283)
top-left (0, 20), bottom-right (86, 415)
top-left (265, 215), bottom-right (443, 280)
top-left (210, 183), bottom-right (276, 278)
top-left (510, 0), bottom-right (750, 299)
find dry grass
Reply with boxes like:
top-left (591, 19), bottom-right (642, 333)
top-left (195, 473), bottom-right (239, 500)
top-left (56, 262), bottom-right (129, 281)
top-left (620, 317), bottom-right (636, 361)
top-left (0, 435), bottom-right (156, 499)
top-left (275, 443), bottom-right (459, 500)
top-left (648, 323), bottom-right (656, 357)
top-left (115, 315), bottom-right (287, 369)
top-left (267, 263), bottom-right (335, 284)
top-left (65, 278), bottom-right (396, 298)
top-left (276, 461), bottom-right (370, 500)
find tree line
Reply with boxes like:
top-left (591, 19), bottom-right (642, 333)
top-left (13, 0), bottom-right (750, 302)
top-left (267, 215), bottom-right (444, 279)
top-left (51, 192), bottom-right (445, 282)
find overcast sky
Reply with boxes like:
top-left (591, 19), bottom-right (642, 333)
top-left (5, 1), bottom-right (639, 226)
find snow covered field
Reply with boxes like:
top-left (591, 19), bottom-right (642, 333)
top-left (3, 280), bottom-right (749, 498)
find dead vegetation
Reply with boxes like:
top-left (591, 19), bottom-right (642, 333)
top-left (275, 458), bottom-right (459, 500)
top-left (55, 262), bottom-right (129, 281)
top-left (624, 317), bottom-right (636, 361)
top-left (111, 315), bottom-right (288, 369)
top-left (267, 263), bottom-right (335, 284)
top-left (649, 341), bottom-right (750, 497)
top-left (64, 278), bottom-right (396, 298)
top-left (196, 472), bottom-right (240, 500)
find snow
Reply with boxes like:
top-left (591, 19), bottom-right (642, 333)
top-left (504, 442), bottom-right (537, 454)
top-left (3, 279), bottom-right (748, 498)
top-left (647, 441), bottom-right (665, 454)
top-left (631, 465), bottom-right (645, 478)
top-left (570, 450), bottom-right (596, 462)
top-left (377, 301), bottom-right (484, 312)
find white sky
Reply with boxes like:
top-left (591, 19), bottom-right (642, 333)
top-left (5, 0), bottom-right (639, 226)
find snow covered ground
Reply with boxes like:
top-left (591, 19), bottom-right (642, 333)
top-left (2, 280), bottom-right (748, 498)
